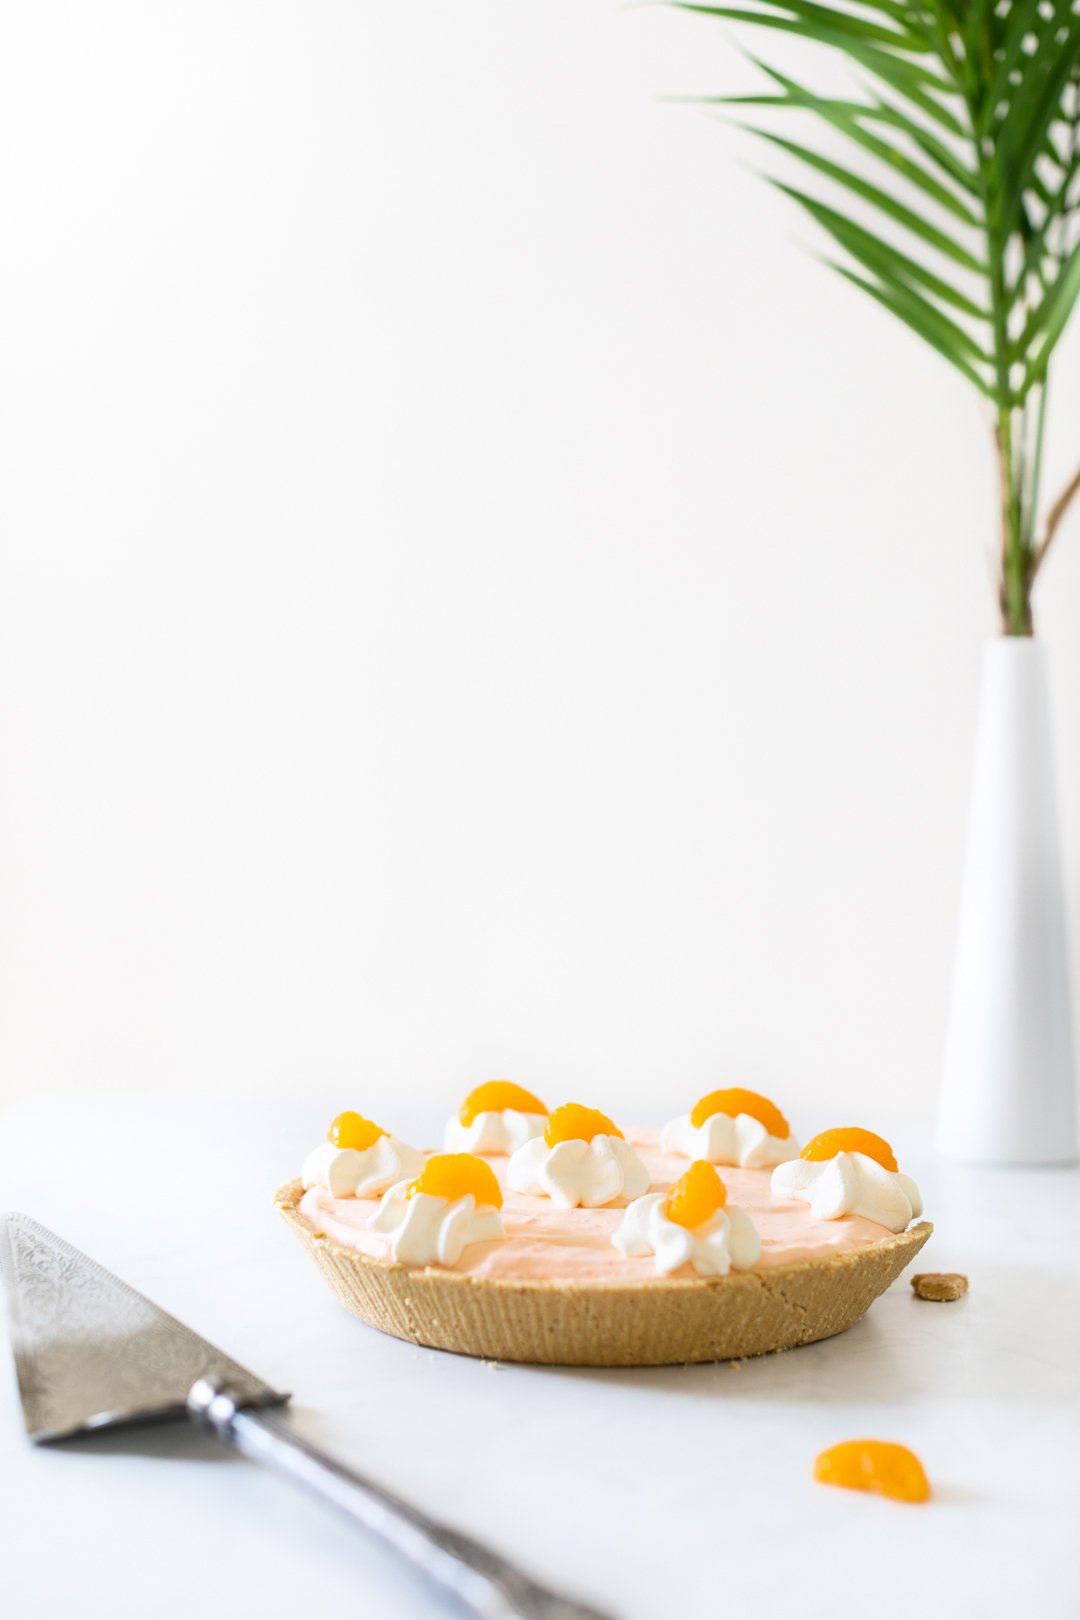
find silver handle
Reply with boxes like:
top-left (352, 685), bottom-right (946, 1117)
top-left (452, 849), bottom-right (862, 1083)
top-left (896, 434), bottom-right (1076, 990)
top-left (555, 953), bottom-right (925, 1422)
top-left (188, 1380), bottom-right (613, 1620)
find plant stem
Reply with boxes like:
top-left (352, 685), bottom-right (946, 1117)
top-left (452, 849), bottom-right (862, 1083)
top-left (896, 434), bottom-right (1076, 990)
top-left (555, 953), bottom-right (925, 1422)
top-left (995, 407), bottom-right (1031, 635)
top-left (985, 186), bottom-right (1031, 635)
top-left (1027, 379), bottom-right (1049, 551)
top-left (1033, 456), bottom-right (1080, 577)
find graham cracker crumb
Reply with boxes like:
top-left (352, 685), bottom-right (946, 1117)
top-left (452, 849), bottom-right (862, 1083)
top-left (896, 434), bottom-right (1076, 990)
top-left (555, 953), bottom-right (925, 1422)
top-left (912, 1272), bottom-right (968, 1302)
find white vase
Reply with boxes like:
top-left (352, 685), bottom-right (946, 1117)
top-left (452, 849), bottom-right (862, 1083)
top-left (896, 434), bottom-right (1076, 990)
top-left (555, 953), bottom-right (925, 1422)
top-left (939, 638), bottom-right (1077, 1164)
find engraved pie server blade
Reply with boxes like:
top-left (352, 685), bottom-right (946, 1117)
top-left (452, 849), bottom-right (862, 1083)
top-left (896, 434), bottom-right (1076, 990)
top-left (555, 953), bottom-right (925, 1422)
top-left (1, 1214), bottom-right (613, 1620)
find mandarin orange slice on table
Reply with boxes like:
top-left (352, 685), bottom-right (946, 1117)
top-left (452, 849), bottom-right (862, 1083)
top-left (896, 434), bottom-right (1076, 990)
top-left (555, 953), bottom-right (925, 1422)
top-left (544, 1103), bottom-right (623, 1147)
top-left (814, 1440), bottom-right (930, 1503)
top-left (328, 1112), bottom-right (387, 1151)
top-left (800, 1127), bottom-right (898, 1173)
top-left (407, 1153), bottom-right (503, 1210)
top-left (662, 1161), bottom-right (727, 1230)
top-left (458, 1081), bottom-right (548, 1126)
top-left (688, 1088), bottom-right (790, 1138)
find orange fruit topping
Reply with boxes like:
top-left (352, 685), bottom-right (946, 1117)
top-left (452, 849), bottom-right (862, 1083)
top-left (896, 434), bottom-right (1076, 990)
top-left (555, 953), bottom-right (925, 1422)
top-left (814, 1440), bottom-right (930, 1503)
top-left (406, 1153), bottom-right (503, 1210)
top-left (689, 1088), bottom-right (790, 1138)
top-left (662, 1161), bottom-right (728, 1229)
top-left (328, 1112), bottom-right (387, 1151)
top-left (459, 1080), bottom-right (548, 1126)
top-left (544, 1103), bottom-right (623, 1147)
top-left (800, 1127), bottom-right (897, 1173)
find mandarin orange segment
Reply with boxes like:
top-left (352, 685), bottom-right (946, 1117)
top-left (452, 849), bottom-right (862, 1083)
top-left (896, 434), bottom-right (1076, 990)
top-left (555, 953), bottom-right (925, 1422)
top-left (813, 1440), bottom-right (930, 1503)
top-left (800, 1127), bottom-right (898, 1173)
top-left (689, 1087), bottom-right (790, 1138)
top-left (328, 1112), bottom-right (387, 1151)
top-left (406, 1153), bottom-right (504, 1209)
top-left (662, 1160), bottom-right (727, 1229)
top-left (544, 1103), bottom-right (623, 1147)
top-left (459, 1080), bottom-right (548, 1126)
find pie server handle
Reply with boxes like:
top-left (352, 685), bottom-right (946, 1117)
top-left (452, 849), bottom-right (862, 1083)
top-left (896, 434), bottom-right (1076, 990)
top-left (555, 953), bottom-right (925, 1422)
top-left (188, 1379), bottom-right (614, 1620)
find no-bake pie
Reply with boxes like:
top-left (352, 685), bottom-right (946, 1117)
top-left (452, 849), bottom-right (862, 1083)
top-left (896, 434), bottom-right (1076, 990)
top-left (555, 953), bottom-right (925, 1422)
top-left (276, 1084), bottom-right (931, 1366)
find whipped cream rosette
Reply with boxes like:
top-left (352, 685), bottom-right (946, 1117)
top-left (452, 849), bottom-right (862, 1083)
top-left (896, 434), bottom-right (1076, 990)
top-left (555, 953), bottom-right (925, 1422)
top-left (614, 1160), bottom-right (761, 1276)
top-left (507, 1103), bottom-right (649, 1208)
top-left (370, 1154), bottom-right (505, 1267)
top-left (302, 1111), bottom-right (423, 1199)
top-left (661, 1087), bottom-right (799, 1169)
top-left (443, 1080), bottom-right (548, 1155)
top-left (771, 1127), bottom-right (922, 1233)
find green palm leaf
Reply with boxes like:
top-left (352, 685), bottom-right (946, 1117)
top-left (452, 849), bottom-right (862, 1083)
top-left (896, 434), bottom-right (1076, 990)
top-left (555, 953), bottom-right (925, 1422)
top-left (663, 0), bottom-right (1080, 634)
top-left (859, 101), bottom-right (981, 195)
top-left (1022, 238), bottom-right (1080, 390)
top-left (775, 183), bottom-right (990, 321)
top-left (748, 130), bottom-right (985, 270)
top-left (832, 264), bottom-right (993, 390)
top-left (743, 61), bottom-right (980, 221)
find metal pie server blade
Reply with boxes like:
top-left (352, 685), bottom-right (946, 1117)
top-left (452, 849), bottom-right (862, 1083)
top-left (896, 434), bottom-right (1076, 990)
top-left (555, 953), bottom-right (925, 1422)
top-left (1, 1212), bottom-right (615, 1619)
top-left (0, 1211), bottom-right (287, 1442)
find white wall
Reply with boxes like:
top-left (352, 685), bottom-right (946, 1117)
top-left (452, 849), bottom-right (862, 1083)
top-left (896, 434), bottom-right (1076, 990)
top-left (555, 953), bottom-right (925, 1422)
top-left (2, 0), bottom-right (1079, 1129)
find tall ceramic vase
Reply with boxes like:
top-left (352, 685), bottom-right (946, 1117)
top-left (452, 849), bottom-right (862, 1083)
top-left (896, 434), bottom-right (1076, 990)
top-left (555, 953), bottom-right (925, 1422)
top-left (939, 638), bottom-right (1077, 1164)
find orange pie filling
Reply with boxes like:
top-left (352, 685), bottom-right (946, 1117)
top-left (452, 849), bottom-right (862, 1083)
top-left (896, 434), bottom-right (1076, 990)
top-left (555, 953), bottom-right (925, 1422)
top-left (300, 1126), bottom-right (919, 1281)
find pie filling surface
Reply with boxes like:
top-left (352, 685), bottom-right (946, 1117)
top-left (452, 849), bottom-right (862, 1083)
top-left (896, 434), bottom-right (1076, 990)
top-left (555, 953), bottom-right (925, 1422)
top-left (297, 1128), bottom-right (901, 1283)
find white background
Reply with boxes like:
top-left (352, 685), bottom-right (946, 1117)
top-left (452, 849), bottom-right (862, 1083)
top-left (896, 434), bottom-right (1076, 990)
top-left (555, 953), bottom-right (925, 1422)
top-left (3, 0), bottom-right (1080, 1129)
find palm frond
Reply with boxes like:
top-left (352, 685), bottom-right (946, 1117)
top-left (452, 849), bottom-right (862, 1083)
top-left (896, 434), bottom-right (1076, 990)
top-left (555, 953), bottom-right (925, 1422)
top-left (665, 0), bottom-right (1080, 632)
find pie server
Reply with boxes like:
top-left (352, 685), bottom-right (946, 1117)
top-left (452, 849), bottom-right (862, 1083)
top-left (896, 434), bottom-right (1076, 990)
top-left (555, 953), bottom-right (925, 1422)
top-left (0, 1212), bottom-right (612, 1620)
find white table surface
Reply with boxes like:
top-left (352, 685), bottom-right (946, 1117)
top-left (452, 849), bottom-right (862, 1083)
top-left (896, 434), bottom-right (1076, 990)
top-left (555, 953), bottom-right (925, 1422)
top-left (1, 1095), bottom-right (1078, 1619)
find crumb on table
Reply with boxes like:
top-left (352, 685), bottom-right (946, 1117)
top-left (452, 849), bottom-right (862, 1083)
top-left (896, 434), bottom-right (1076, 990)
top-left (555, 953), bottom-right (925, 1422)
top-left (911, 1271), bottom-right (968, 1302)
